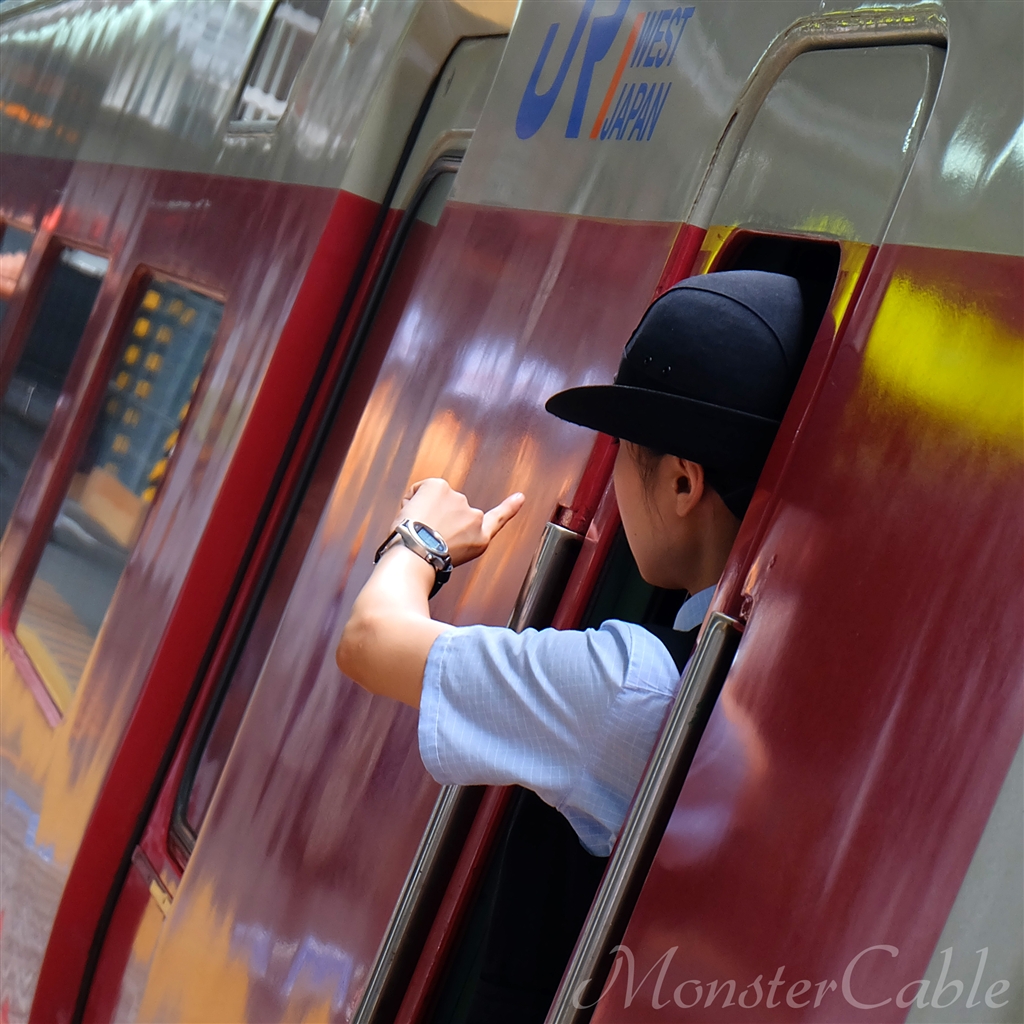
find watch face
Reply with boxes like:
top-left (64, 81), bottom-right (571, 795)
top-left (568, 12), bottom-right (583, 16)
top-left (414, 523), bottom-right (444, 552)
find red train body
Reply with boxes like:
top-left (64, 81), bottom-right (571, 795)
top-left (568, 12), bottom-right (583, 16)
top-left (0, 1), bottom-right (1020, 1022)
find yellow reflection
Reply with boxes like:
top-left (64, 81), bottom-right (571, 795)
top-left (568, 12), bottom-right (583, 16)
top-left (830, 241), bottom-right (871, 333)
top-left (323, 378), bottom-right (399, 536)
top-left (409, 409), bottom-right (477, 488)
top-left (285, 994), bottom-right (333, 1023)
top-left (0, 635), bottom-right (113, 866)
top-left (138, 880), bottom-right (251, 1023)
top-left (690, 224), bottom-right (735, 276)
top-left (452, 0), bottom-right (519, 29)
top-left (452, 430), bottom-right (545, 621)
top-left (0, 645), bottom-right (56, 785)
top-left (15, 621), bottom-right (75, 711)
top-left (862, 274), bottom-right (1023, 450)
top-left (132, 891), bottom-right (165, 963)
top-left (798, 212), bottom-right (856, 239)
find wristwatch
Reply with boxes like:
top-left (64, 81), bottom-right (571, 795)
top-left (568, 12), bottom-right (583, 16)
top-left (374, 519), bottom-right (453, 598)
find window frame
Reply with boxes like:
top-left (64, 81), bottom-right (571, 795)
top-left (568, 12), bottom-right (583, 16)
top-left (225, 0), bottom-right (328, 134)
top-left (1, 260), bottom-right (228, 722)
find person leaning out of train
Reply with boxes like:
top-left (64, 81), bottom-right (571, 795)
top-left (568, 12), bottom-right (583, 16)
top-left (336, 270), bottom-right (804, 858)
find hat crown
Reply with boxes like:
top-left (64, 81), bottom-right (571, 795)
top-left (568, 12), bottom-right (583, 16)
top-left (543, 269), bottom-right (807, 517)
top-left (617, 270), bottom-right (804, 420)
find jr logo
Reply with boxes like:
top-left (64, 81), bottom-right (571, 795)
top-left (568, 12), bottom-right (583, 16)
top-left (516, 1), bottom-right (695, 142)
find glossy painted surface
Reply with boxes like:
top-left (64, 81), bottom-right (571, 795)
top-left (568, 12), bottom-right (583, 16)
top-left (80, 855), bottom-right (160, 1024)
top-left (454, 0), bottom-right (1022, 259)
top-left (129, 202), bottom-right (676, 1022)
top-left (0, 0), bottom-right (511, 198)
top-left (904, 739), bottom-right (1024, 1024)
top-left (0, 0), bottom-right (1020, 1020)
top-left (0, 160), bottom-right (375, 1024)
top-left (591, 242), bottom-right (1023, 1022)
top-left (75, 34), bottom-right (511, 1024)
top-left (711, 44), bottom-right (941, 243)
top-left (457, 0), bottom-right (824, 220)
top-left (76, 198), bottom-right (414, 1024)
top-left (0, 3), bottom-right (512, 1019)
top-left (380, 220), bottom-right (712, 1022)
top-left (578, 6), bottom-right (1022, 1015)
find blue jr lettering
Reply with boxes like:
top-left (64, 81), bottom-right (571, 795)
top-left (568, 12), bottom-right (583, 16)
top-left (516, 0), bottom-right (597, 139)
top-left (565, 0), bottom-right (631, 137)
top-left (517, 3), bottom-right (694, 144)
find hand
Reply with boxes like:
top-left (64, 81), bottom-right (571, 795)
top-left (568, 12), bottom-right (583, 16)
top-left (398, 478), bottom-right (524, 567)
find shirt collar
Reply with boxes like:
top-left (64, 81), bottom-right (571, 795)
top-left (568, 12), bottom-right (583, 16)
top-left (672, 584), bottom-right (717, 633)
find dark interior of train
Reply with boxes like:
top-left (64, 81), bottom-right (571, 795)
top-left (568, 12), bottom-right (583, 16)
top-left (426, 233), bottom-right (842, 1024)
top-left (0, 243), bottom-right (106, 534)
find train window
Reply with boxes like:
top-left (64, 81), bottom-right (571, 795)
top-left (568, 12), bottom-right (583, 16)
top-left (0, 223), bottom-right (34, 321)
top-left (14, 278), bottom-right (222, 710)
top-left (231, 0), bottom-right (329, 125)
top-left (710, 44), bottom-right (942, 241)
top-left (173, 167), bottom-right (458, 852)
top-left (1, 246), bottom-right (108, 536)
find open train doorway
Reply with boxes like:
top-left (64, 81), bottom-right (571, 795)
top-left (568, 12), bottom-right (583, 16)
top-left (421, 230), bottom-right (842, 1024)
top-left (400, 20), bottom-right (944, 1024)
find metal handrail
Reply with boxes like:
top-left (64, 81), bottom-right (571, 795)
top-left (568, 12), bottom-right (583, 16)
top-left (351, 783), bottom-right (483, 1024)
top-left (546, 612), bottom-right (742, 1023)
top-left (352, 519), bottom-right (585, 1022)
top-left (688, 4), bottom-right (948, 228)
top-left (508, 522), bottom-right (586, 631)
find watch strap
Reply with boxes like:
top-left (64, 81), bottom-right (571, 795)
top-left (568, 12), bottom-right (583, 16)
top-left (429, 563), bottom-right (452, 599)
top-left (374, 522), bottom-right (452, 598)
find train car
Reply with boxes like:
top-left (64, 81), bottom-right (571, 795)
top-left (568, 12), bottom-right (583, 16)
top-left (0, 0), bottom-right (516, 1019)
top-left (0, 1), bottom-right (1020, 1022)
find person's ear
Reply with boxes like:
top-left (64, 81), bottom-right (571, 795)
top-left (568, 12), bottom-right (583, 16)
top-left (673, 458), bottom-right (704, 517)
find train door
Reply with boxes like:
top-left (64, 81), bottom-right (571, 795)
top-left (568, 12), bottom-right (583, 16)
top-left (552, 15), bottom-right (1020, 1024)
top-left (361, 11), bottom-right (956, 1024)
top-left (75, 33), bottom-right (528, 1024)
top-left (558, 28), bottom-right (977, 1024)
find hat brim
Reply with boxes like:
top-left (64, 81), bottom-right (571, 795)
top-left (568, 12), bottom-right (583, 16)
top-left (545, 384), bottom-right (779, 472)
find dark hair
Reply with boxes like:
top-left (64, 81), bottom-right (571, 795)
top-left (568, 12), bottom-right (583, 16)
top-left (630, 442), bottom-right (665, 495)
top-left (628, 442), bottom-right (746, 521)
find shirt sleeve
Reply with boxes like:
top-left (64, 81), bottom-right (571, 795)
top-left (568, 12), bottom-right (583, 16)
top-left (419, 620), bottom-right (681, 856)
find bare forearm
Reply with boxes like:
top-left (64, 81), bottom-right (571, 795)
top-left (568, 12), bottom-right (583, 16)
top-left (336, 547), bottom-right (448, 708)
top-left (336, 479), bottom-right (523, 708)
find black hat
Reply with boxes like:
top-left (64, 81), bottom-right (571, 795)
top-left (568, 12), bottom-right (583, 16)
top-left (545, 270), bottom-right (804, 518)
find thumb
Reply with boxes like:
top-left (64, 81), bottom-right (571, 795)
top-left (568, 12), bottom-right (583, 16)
top-left (481, 492), bottom-right (525, 541)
